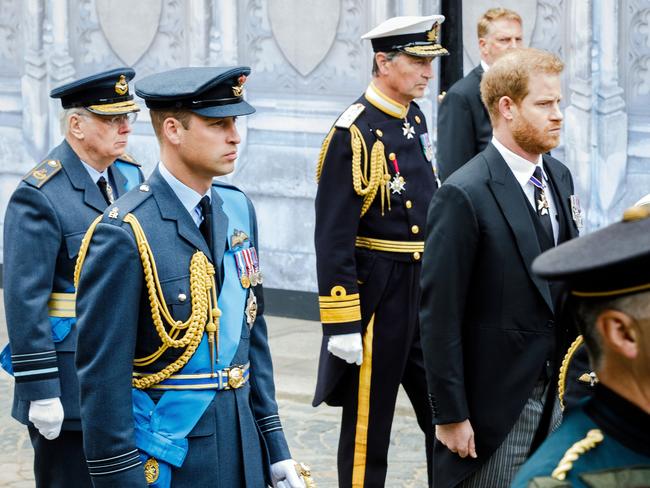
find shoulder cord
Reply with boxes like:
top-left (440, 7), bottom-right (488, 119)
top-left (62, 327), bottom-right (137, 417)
top-left (551, 428), bottom-right (603, 480)
top-left (316, 125), bottom-right (391, 217)
top-left (74, 213), bottom-right (220, 389)
top-left (558, 335), bottom-right (584, 410)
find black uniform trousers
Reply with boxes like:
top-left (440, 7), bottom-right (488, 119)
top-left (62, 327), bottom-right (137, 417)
top-left (337, 254), bottom-right (434, 488)
top-left (28, 426), bottom-right (92, 488)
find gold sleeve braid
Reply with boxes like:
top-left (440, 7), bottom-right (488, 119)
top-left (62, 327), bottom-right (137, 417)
top-left (557, 335), bottom-right (584, 410)
top-left (74, 213), bottom-right (220, 389)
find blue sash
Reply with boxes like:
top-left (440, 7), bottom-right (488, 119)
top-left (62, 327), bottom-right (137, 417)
top-left (114, 160), bottom-right (141, 191)
top-left (133, 186), bottom-right (251, 487)
top-left (1, 288), bottom-right (76, 376)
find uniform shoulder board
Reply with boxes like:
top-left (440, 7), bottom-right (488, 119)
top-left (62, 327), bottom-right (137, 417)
top-left (103, 185), bottom-right (152, 224)
top-left (117, 153), bottom-right (141, 166)
top-left (23, 159), bottom-right (63, 188)
top-left (335, 103), bottom-right (365, 129)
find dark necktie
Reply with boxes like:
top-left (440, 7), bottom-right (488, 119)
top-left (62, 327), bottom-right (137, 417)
top-left (530, 166), bottom-right (554, 244)
top-left (97, 176), bottom-right (114, 205)
top-left (198, 195), bottom-right (213, 253)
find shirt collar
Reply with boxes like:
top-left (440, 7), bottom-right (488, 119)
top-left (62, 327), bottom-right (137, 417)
top-left (158, 162), bottom-right (211, 218)
top-left (80, 160), bottom-right (109, 184)
top-left (480, 59), bottom-right (490, 73)
top-left (364, 82), bottom-right (409, 119)
top-left (491, 136), bottom-right (545, 188)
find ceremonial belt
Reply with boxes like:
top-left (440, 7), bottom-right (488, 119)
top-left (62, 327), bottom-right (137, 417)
top-left (355, 236), bottom-right (424, 253)
top-left (47, 292), bottom-right (76, 318)
top-left (133, 363), bottom-right (250, 391)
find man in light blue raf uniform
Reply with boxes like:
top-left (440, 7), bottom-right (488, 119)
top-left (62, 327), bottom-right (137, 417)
top-left (1, 67), bottom-right (143, 488)
top-left (74, 67), bottom-right (311, 488)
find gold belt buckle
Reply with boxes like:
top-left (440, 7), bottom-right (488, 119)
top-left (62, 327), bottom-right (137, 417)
top-left (227, 366), bottom-right (246, 389)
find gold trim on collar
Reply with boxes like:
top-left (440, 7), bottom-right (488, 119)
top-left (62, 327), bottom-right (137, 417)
top-left (364, 83), bottom-right (408, 119)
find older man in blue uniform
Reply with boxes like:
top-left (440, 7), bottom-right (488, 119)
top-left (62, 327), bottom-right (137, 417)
top-left (313, 15), bottom-right (447, 488)
top-left (74, 67), bottom-right (308, 488)
top-left (511, 206), bottom-right (650, 487)
top-left (1, 67), bottom-right (142, 487)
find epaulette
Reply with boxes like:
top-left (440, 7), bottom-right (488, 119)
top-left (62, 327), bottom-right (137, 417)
top-left (334, 103), bottom-right (365, 129)
top-left (102, 182), bottom-right (153, 224)
top-left (117, 153), bottom-right (141, 166)
top-left (23, 159), bottom-right (62, 188)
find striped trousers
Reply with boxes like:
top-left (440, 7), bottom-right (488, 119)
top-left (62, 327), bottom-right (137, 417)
top-left (459, 380), bottom-right (562, 488)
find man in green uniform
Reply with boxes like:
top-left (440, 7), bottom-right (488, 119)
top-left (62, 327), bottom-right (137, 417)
top-left (512, 206), bottom-right (650, 487)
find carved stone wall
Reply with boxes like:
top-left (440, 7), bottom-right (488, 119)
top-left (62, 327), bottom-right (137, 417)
top-left (1, 0), bottom-right (649, 292)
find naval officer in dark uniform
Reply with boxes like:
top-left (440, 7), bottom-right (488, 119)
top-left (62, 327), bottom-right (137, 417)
top-left (1, 68), bottom-right (143, 488)
top-left (74, 67), bottom-right (309, 488)
top-left (313, 15), bottom-right (448, 487)
top-left (512, 205), bottom-right (650, 487)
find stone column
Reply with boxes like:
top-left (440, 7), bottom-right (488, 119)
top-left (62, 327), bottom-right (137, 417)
top-left (592, 0), bottom-right (627, 226)
top-left (188, 0), bottom-right (210, 66)
top-left (21, 0), bottom-right (49, 157)
top-left (562, 0), bottom-right (593, 227)
top-left (47, 0), bottom-right (75, 146)
top-left (210, 0), bottom-right (238, 65)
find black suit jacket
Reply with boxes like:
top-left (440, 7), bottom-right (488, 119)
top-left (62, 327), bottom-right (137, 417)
top-left (437, 65), bottom-right (492, 182)
top-left (419, 143), bottom-right (579, 487)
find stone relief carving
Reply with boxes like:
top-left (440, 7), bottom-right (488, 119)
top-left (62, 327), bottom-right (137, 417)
top-left (96, 0), bottom-right (162, 66)
top-left (0, 0), bottom-right (21, 74)
top-left (243, 0), bottom-right (364, 95)
top-left (268, 0), bottom-right (341, 77)
top-left (71, 0), bottom-right (185, 76)
top-left (628, 5), bottom-right (650, 105)
top-left (531, 0), bottom-right (564, 57)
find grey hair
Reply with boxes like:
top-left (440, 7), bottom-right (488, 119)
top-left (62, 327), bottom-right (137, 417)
top-left (59, 107), bottom-right (87, 135)
top-left (372, 51), bottom-right (401, 76)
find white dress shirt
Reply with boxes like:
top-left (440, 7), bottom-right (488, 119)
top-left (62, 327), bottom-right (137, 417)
top-left (158, 162), bottom-right (211, 227)
top-left (492, 136), bottom-right (559, 243)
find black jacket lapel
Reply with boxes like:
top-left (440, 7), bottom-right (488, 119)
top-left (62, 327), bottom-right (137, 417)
top-left (543, 156), bottom-right (579, 241)
top-left (485, 144), bottom-right (554, 312)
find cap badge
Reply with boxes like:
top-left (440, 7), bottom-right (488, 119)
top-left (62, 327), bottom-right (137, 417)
top-left (426, 23), bottom-right (440, 43)
top-left (232, 75), bottom-right (247, 97)
top-left (114, 75), bottom-right (128, 96)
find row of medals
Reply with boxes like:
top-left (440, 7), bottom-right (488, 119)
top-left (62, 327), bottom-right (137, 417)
top-left (240, 270), bottom-right (263, 289)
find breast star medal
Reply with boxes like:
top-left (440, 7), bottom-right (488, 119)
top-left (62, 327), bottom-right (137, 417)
top-left (402, 120), bottom-right (415, 139)
top-left (537, 191), bottom-right (550, 215)
top-left (387, 153), bottom-right (406, 194)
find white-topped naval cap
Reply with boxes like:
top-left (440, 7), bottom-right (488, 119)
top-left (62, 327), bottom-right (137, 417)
top-left (361, 15), bottom-right (445, 40)
top-left (361, 15), bottom-right (449, 57)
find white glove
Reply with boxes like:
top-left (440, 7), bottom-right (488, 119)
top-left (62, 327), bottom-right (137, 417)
top-left (327, 333), bottom-right (363, 365)
top-left (29, 397), bottom-right (64, 440)
top-left (270, 459), bottom-right (305, 488)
